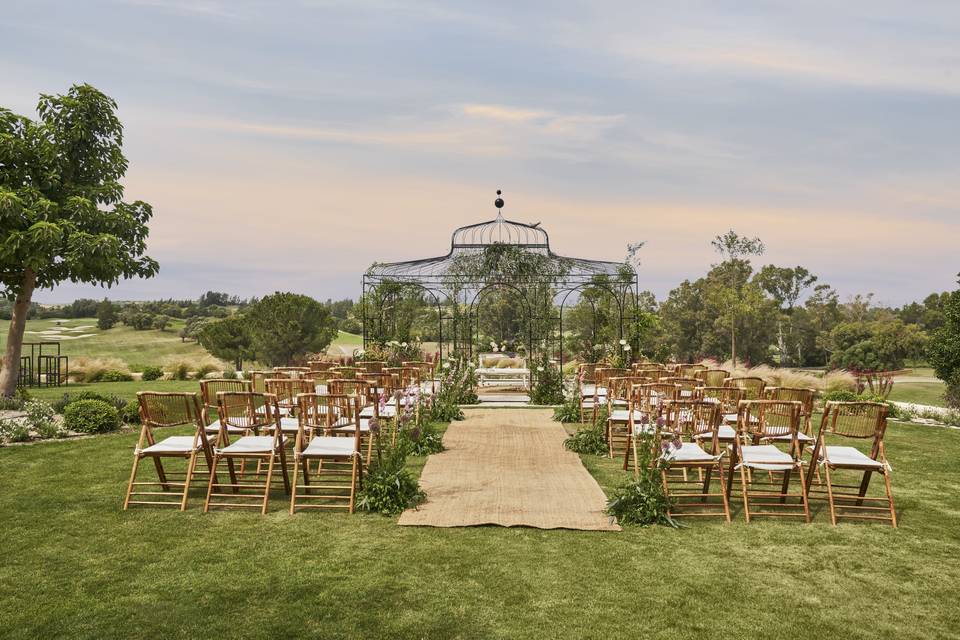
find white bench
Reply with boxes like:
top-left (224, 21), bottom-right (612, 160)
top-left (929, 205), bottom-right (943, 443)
top-left (475, 353), bottom-right (530, 389)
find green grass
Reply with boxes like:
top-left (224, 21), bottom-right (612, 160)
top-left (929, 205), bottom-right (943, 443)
top-left (330, 330), bottom-right (363, 347)
top-left (26, 379), bottom-right (200, 403)
top-left (0, 317), bottom-right (217, 371)
top-left (2, 418), bottom-right (960, 638)
top-left (889, 381), bottom-right (947, 407)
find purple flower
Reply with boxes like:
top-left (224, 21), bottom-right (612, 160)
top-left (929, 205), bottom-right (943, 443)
top-left (656, 417), bottom-right (666, 428)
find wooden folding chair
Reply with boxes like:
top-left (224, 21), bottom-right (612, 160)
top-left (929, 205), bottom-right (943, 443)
top-left (724, 376), bottom-right (766, 400)
top-left (330, 366), bottom-right (362, 379)
top-left (698, 369), bottom-right (730, 387)
top-left (204, 392), bottom-right (290, 514)
top-left (265, 378), bottom-right (313, 416)
top-left (308, 360), bottom-right (336, 372)
top-left (199, 379), bottom-right (251, 445)
top-left (693, 386), bottom-right (744, 447)
top-left (656, 399), bottom-right (731, 522)
top-left (766, 387), bottom-right (816, 437)
top-left (623, 382), bottom-right (679, 471)
top-left (357, 360), bottom-right (387, 374)
top-left (123, 392), bottom-right (211, 511)
top-left (678, 364), bottom-right (707, 379)
top-left (403, 361), bottom-right (437, 394)
top-left (577, 363), bottom-right (600, 423)
top-left (247, 370), bottom-right (272, 392)
top-left (326, 378), bottom-right (377, 458)
top-left (806, 402), bottom-right (896, 527)
top-left (726, 400), bottom-right (810, 523)
top-left (605, 376), bottom-right (651, 458)
top-left (273, 366), bottom-right (310, 378)
top-left (290, 393), bottom-right (364, 514)
top-left (661, 376), bottom-right (700, 399)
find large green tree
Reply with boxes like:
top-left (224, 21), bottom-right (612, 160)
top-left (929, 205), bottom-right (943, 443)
top-left (0, 84), bottom-right (157, 395)
top-left (710, 230), bottom-right (765, 366)
top-left (755, 265), bottom-right (818, 365)
top-left (198, 314), bottom-right (253, 370)
top-left (246, 292), bottom-right (338, 366)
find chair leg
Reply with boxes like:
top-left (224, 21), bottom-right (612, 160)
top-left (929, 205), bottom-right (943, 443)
top-left (717, 462), bottom-right (731, 522)
top-left (289, 454), bottom-right (301, 515)
top-left (180, 452), bottom-right (198, 512)
top-left (204, 454), bottom-right (221, 513)
top-left (779, 468), bottom-right (792, 505)
top-left (883, 469), bottom-right (898, 528)
top-left (153, 457), bottom-right (170, 491)
top-left (278, 446), bottom-right (290, 494)
top-left (348, 455), bottom-right (359, 514)
top-left (226, 458), bottom-right (239, 494)
top-left (797, 463), bottom-right (811, 523)
top-left (739, 462), bottom-right (752, 523)
top-left (262, 454), bottom-right (276, 515)
top-left (123, 454), bottom-right (142, 510)
top-left (856, 468), bottom-right (874, 507)
top-left (824, 463), bottom-right (838, 526)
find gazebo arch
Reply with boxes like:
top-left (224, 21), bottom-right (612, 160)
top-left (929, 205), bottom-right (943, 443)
top-left (361, 192), bottom-right (640, 368)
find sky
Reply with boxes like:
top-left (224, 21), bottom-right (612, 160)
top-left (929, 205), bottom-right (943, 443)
top-left (2, 0), bottom-right (959, 306)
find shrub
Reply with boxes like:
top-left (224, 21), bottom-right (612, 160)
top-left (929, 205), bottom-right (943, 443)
top-left (0, 395), bottom-right (25, 411)
top-left (355, 445), bottom-right (425, 515)
top-left (221, 367), bottom-right (238, 380)
top-left (821, 390), bottom-right (858, 403)
top-left (399, 422), bottom-right (444, 457)
top-left (194, 363), bottom-right (219, 380)
top-left (170, 362), bottom-right (190, 381)
top-left (564, 406), bottom-right (609, 456)
top-left (553, 394), bottom-right (581, 423)
top-left (23, 400), bottom-right (62, 439)
top-left (121, 400), bottom-right (142, 424)
top-left (91, 369), bottom-right (133, 383)
top-left (606, 430), bottom-right (678, 527)
top-left (140, 366), bottom-right (164, 381)
top-left (0, 419), bottom-right (30, 443)
top-left (62, 399), bottom-right (122, 434)
top-left (69, 357), bottom-right (132, 383)
top-left (529, 356), bottom-right (565, 405)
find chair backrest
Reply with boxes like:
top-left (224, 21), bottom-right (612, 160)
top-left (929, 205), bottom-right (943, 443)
top-left (633, 366), bottom-right (665, 382)
top-left (357, 360), bottom-right (387, 374)
top-left (578, 363), bottom-right (599, 385)
top-left (631, 382), bottom-right (680, 413)
top-left (725, 376), bottom-right (767, 400)
top-left (596, 367), bottom-right (630, 388)
top-left (659, 399), bottom-right (722, 442)
top-left (384, 366), bottom-right (418, 389)
top-left (698, 386), bottom-right (744, 414)
top-left (247, 370), bottom-right (273, 393)
top-left (606, 376), bottom-right (650, 403)
top-left (698, 369), bottom-right (730, 387)
top-left (402, 361), bottom-right (435, 378)
top-left (820, 401), bottom-right (888, 441)
top-left (137, 392), bottom-right (208, 449)
top-left (766, 387), bottom-right (816, 417)
top-left (199, 379), bottom-right (251, 417)
top-left (295, 393), bottom-right (362, 452)
top-left (328, 377), bottom-right (373, 403)
top-left (330, 366), bottom-right (361, 379)
top-left (264, 378), bottom-right (313, 407)
top-left (736, 400), bottom-right (802, 442)
top-left (661, 376), bottom-right (700, 397)
top-left (215, 391), bottom-right (282, 441)
top-left (273, 366), bottom-right (310, 378)
top-left (308, 360), bottom-right (336, 372)
top-left (678, 364), bottom-right (708, 378)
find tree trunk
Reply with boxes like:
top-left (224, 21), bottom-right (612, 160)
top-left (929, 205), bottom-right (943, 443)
top-left (0, 270), bottom-right (37, 397)
top-left (730, 322), bottom-right (737, 368)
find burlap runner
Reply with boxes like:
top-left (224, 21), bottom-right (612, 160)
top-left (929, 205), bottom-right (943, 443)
top-left (398, 408), bottom-right (621, 531)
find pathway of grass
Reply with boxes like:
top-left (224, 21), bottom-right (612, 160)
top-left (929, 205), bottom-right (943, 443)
top-left (889, 381), bottom-right (948, 407)
top-left (1, 419), bottom-right (959, 638)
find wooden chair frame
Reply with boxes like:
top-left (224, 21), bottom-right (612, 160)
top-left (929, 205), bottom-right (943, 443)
top-left (124, 392), bottom-right (212, 511)
top-left (698, 369), bottom-right (730, 387)
top-left (623, 383), bottom-right (679, 471)
top-left (199, 379), bottom-right (252, 445)
top-left (605, 376), bottom-right (651, 459)
top-left (724, 376), bottom-right (767, 400)
top-left (805, 402), bottom-right (896, 527)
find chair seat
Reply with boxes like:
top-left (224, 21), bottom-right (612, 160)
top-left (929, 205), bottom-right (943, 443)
top-left (738, 444), bottom-right (797, 471)
top-left (333, 418), bottom-right (372, 433)
top-left (632, 423), bottom-right (655, 436)
top-left (141, 436), bottom-right (199, 454)
top-left (822, 446), bottom-right (885, 469)
top-left (279, 417), bottom-right (301, 434)
top-left (770, 431), bottom-right (815, 443)
top-left (204, 422), bottom-right (247, 434)
top-left (360, 404), bottom-right (397, 418)
top-left (663, 442), bottom-right (717, 463)
top-left (302, 436), bottom-right (359, 457)
top-left (608, 399), bottom-right (629, 407)
top-left (695, 424), bottom-right (737, 441)
top-left (609, 409), bottom-right (645, 422)
top-left (218, 436), bottom-right (277, 455)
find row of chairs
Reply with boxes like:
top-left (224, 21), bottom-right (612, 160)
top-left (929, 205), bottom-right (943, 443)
top-left (122, 366), bottom-right (437, 515)
top-left (577, 363), bottom-right (896, 527)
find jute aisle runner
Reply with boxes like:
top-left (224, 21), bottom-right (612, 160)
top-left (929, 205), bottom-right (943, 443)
top-left (398, 408), bottom-right (620, 531)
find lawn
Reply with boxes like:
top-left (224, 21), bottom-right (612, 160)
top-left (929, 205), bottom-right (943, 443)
top-left (889, 381), bottom-right (948, 407)
top-left (0, 317), bottom-right (217, 371)
top-left (1, 414), bottom-right (959, 638)
top-left (27, 379), bottom-right (200, 403)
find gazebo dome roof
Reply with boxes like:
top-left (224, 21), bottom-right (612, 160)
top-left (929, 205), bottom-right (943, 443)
top-left (450, 213), bottom-right (549, 251)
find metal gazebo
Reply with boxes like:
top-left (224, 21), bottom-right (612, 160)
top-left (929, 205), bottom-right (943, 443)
top-left (361, 192), bottom-right (640, 367)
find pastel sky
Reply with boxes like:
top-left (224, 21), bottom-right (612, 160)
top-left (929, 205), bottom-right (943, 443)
top-left (2, 0), bottom-right (958, 305)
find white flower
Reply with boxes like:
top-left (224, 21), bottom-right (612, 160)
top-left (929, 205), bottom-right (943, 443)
top-left (489, 341), bottom-right (497, 347)
top-left (623, 344), bottom-right (631, 351)
top-left (619, 339), bottom-right (627, 345)
top-left (401, 342), bottom-right (408, 347)
top-left (537, 366), bottom-right (545, 372)
top-left (442, 362), bottom-right (451, 369)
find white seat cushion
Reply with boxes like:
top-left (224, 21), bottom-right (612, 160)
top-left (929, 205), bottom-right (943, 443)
top-left (334, 418), bottom-right (372, 433)
top-left (204, 421), bottom-right (246, 434)
top-left (663, 442), bottom-right (716, 463)
top-left (823, 446), bottom-right (884, 468)
top-left (302, 436), bottom-right (358, 457)
top-left (632, 422), bottom-right (655, 436)
top-left (770, 431), bottom-right (815, 443)
top-left (580, 384), bottom-right (598, 396)
top-left (695, 424), bottom-right (736, 441)
top-left (609, 409), bottom-right (646, 422)
top-left (738, 444), bottom-right (797, 471)
top-left (142, 436), bottom-right (198, 454)
top-left (279, 417), bottom-right (301, 434)
top-left (360, 404), bottom-right (397, 418)
top-left (218, 436), bottom-right (277, 454)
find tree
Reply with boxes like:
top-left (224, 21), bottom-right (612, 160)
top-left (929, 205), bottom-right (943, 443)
top-left (755, 265), bottom-right (818, 365)
top-left (709, 231), bottom-right (766, 366)
top-left (198, 315), bottom-right (253, 371)
top-left (246, 292), bottom-right (337, 366)
top-left (0, 85), bottom-right (158, 396)
top-left (825, 319), bottom-right (927, 372)
top-left (928, 276), bottom-right (960, 408)
top-left (180, 316), bottom-right (211, 343)
top-left (152, 315), bottom-right (170, 332)
top-left (96, 298), bottom-right (117, 330)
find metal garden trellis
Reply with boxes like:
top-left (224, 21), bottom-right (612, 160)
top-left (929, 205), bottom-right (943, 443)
top-left (361, 192), bottom-right (641, 368)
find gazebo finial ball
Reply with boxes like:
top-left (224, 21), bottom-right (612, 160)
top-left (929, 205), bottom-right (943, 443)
top-left (495, 189), bottom-right (504, 209)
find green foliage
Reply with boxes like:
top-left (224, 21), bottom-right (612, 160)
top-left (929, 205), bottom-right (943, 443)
top-left (356, 340), bottom-right (424, 368)
top-left (51, 390), bottom-right (126, 414)
top-left (553, 394), bottom-right (581, 423)
top-left (220, 367), bottom-right (238, 380)
top-left (170, 362), bottom-right (190, 381)
top-left (245, 292), bottom-right (338, 366)
top-left (90, 369), bottom-right (134, 383)
top-left (928, 282), bottom-right (960, 409)
top-left (96, 298), bottom-right (117, 330)
top-left (120, 399), bottom-right (141, 424)
top-left (193, 363), bottom-right (218, 380)
top-left (62, 399), bottom-right (121, 434)
top-left (564, 407), bottom-right (609, 456)
top-left (0, 418), bottom-right (30, 443)
top-left (606, 431), bottom-right (677, 527)
top-left (140, 366), bottom-right (164, 381)
top-left (529, 355), bottom-right (565, 405)
top-left (427, 357), bottom-right (478, 422)
top-left (826, 320), bottom-right (927, 372)
top-left (398, 422), bottom-right (445, 457)
top-left (821, 390), bottom-right (858, 403)
top-left (355, 445), bottom-right (425, 515)
top-left (198, 314), bottom-right (253, 370)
